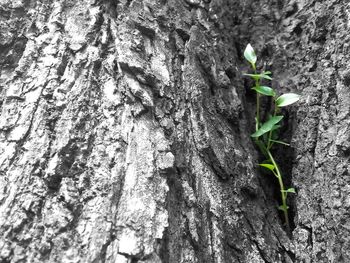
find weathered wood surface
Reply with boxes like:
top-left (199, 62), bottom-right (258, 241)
top-left (0, 0), bottom-right (348, 262)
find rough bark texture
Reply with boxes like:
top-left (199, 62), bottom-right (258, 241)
top-left (0, 0), bottom-right (348, 262)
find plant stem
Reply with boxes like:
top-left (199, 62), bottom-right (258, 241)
top-left (249, 60), bottom-right (290, 233)
top-left (256, 93), bottom-right (260, 132)
top-left (267, 106), bottom-right (278, 149)
top-left (254, 66), bottom-right (260, 132)
top-left (267, 149), bottom-right (290, 234)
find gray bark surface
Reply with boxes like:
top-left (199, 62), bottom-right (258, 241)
top-left (0, 0), bottom-right (347, 262)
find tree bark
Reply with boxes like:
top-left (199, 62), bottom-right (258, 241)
top-left (0, 0), bottom-right (348, 262)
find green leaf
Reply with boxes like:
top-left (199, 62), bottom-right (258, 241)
top-left (244, 44), bottom-right (257, 65)
top-left (263, 71), bottom-right (272, 75)
top-left (282, 188), bottom-right (296, 194)
top-left (252, 86), bottom-right (276, 96)
top-left (243, 73), bottom-right (272, 81)
top-left (271, 124), bottom-right (281, 131)
top-left (269, 139), bottom-right (290, 146)
top-left (260, 74), bottom-right (272, 80)
top-left (251, 116), bottom-right (284, 138)
top-left (276, 93), bottom-right (300, 107)
top-left (259, 163), bottom-right (275, 172)
top-left (278, 205), bottom-right (289, 212)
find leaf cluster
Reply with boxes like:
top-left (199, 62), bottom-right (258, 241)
top-left (243, 44), bottom-right (300, 144)
top-left (243, 44), bottom-right (300, 231)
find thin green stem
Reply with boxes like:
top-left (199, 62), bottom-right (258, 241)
top-left (246, 47), bottom-right (293, 235)
top-left (267, 150), bottom-right (290, 234)
top-left (267, 106), bottom-right (277, 149)
top-left (269, 139), bottom-right (290, 146)
top-left (271, 170), bottom-right (279, 178)
top-left (252, 63), bottom-right (256, 72)
top-left (256, 93), bottom-right (260, 131)
top-left (253, 65), bottom-right (260, 132)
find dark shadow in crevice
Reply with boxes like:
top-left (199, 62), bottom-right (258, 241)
top-left (159, 166), bottom-right (184, 263)
top-left (271, 111), bottom-right (297, 233)
top-left (249, 107), bottom-right (298, 235)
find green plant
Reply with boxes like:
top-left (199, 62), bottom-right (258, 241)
top-left (243, 44), bottom-right (300, 233)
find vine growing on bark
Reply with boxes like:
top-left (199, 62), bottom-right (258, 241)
top-left (243, 44), bottom-right (300, 233)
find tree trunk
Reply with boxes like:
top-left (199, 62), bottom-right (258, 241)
top-left (0, 0), bottom-right (348, 262)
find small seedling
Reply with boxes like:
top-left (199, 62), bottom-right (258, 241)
top-left (243, 44), bottom-right (300, 233)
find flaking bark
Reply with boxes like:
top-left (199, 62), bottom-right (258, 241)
top-left (0, 0), bottom-right (348, 262)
